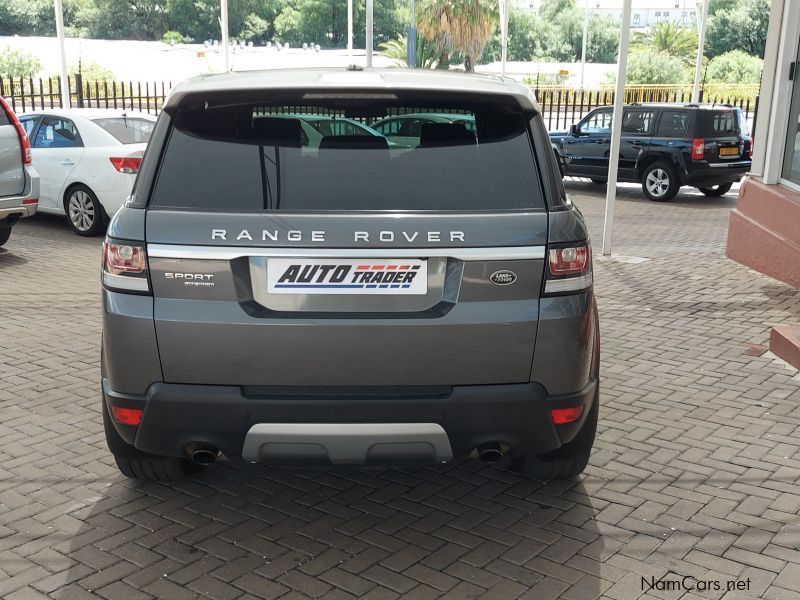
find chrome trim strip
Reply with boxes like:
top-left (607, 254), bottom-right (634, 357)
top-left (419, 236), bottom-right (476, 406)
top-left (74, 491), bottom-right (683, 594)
top-left (707, 162), bottom-right (750, 168)
top-left (102, 272), bottom-right (150, 291)
top-left (147, 244), bottom-right (545, 261)
top-left (242, 423), bottom-right (453, 464)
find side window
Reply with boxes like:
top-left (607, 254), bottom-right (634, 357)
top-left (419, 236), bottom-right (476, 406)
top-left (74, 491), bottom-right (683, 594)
top-left (19, 117), bottom-right (39, 138)
top-left (580, 110), bottom-right (612, 134)
top-left (375, 119), bottom-right (399, 135)
top-left (398, 118), bottom-right (428, 137)
top-left (621, 110), bottom-right (655, 134)
top-left (656, 110), bottom-right (690, 137)
top-left (34, 116), bottom-right (82, 149)
top-left (0, 109), bottom-right (9, 126)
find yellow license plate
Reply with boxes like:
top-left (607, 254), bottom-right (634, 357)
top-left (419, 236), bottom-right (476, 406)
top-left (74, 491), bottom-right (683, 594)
top-left (719, 147), bottom-right (739, 156)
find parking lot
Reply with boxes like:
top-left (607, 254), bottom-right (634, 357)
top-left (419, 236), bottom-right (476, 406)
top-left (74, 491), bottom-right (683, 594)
top-left (1, 182), bottom-right (799, 600)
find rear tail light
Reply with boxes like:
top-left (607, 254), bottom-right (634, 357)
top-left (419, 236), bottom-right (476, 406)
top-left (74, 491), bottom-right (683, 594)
top-left (544, 242), bottom-right (592, 295)
top-left (109, 157), bottom-right (142, 174)
top-left (110, 406), bottom-right (143, 426)
top-left (551, 406), bottom-right (583, 425)
top-left (22, 198), bottom-right (38, 205)
top-left (0, 98), bottom-right (32, 164)
top-left (691, 138), bottom-right (705, 161)
top-left (102, 238), bottom-right (150, 293)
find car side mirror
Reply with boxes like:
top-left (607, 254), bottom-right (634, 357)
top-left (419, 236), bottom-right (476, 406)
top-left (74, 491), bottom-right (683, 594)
top-left (570, 124), bottom-right (578, 136)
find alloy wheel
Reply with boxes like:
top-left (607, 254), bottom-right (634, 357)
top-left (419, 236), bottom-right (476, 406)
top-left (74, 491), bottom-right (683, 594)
top-left (68, 190), bottom-right (95, 232)
top-left (645, 169), bottom-right (670, 198)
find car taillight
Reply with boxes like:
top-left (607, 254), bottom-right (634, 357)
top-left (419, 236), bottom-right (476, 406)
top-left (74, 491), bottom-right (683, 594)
top-left (109, 157), bottom-right (142, 174)
top-left (102, 238), bottom-right (150, 293)
top-left (544, 242), bottom-right (592, 295)
top-left (691, 138), bottom-right (705, 161)
top-left (0, 98), bottom-right (32, 164)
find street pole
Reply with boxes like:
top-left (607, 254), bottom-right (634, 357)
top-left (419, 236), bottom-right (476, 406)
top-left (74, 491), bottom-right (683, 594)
top-left (692, 0), bottom-right (709, 102)
top-left (54, 0), bottom-right (71, 109)
top-left (580, 0), bottom-right (589, 88)
top-left (366, 0), bottom-right (374, 67)
top-left (408, 0), bottom-right (417, 68)
top-left (348, 0), bottom-right (354, 58)
top-left (499, 0), bottom-right (508, 76)
top-left (221, 0), bottom-right (230, 72)
top-left (601, 0), bottom-right (632, 256)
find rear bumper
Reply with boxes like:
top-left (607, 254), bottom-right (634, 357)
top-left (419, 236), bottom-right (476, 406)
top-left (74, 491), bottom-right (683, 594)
top-left (103, 377), bottom-right (598, 465)
top-left (680, 161), bottom-right (750, 187)
top-left (0, 165), bottom-right (39, 223)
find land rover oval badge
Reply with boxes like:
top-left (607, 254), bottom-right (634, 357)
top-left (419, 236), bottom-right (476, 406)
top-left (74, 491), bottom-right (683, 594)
top-left (490, 270), bottom-right (517, 286)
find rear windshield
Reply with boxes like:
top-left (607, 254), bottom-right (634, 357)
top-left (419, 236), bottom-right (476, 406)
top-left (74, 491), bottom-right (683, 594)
top-left (149, 93), bottom-right (544, 212)
top-left (93, 117), bottom-right (154, 144)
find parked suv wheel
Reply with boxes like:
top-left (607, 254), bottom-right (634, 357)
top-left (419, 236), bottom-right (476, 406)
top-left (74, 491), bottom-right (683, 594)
top-left (512, 390), bottom-right (598, 481)
top-left (0, 225), bottom-right (11, 247)
top-left (66, 184), bottom-right (107, 236)
top-left (641, 162), bottom-right (679, 202)
top-left (103, 400), bottom-right (196, 481)
top-left (698, 183), bottom-right (733, 197)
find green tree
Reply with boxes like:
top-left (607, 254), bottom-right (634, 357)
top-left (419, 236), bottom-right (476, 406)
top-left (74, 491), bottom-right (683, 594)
top-left (607, 50), bottom-right (690, 84)
top-left (706, 0), bottom-right (769, 58)
top-left (632, 21), bottom-right (698, 65)
top-left (70, 60), bottom-right (114, 79)
top-left (379, 34), bottom-right (439, 68)
top-left (0, 47), bottom-right (43, 78)
top-left (706, 50), bottom-right (763, 84)
top-left (417, 0), bottom-right (498, 71)
top-left (587, 15), bottom-right (619, 63)
top-left (239, 14), bottom-right (269, 43)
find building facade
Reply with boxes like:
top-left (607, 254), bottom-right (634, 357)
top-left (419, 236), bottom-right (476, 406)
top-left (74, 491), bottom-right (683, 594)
top-left (517, 0), bottom-right (697, 29)
top-left (726, 0), bottom-right (800, 368)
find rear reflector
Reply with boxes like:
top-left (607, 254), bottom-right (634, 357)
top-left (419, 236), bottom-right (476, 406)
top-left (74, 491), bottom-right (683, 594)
top-left (110, 406), bottom-right (143, 426)
top-left (22, 198), bottom-right (38, 205)
top-left (691, 138), bottom-right (705, 161)
top-left (109, 157), bottom-right (142, 174)
top-left (551, 406), bottom-right (584, 425)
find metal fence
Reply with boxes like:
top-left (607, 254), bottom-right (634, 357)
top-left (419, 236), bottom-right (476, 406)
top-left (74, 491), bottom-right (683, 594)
top-left (1, 75), bottom-right (760, 133)
top-left (0, 75), bottom-right (173, 115)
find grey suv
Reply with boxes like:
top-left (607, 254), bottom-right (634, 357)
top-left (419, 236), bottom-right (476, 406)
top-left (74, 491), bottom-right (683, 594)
top-left (0, 97), bottom-right (39, 246)
top-left (101, 69), bottom-right (600, 482)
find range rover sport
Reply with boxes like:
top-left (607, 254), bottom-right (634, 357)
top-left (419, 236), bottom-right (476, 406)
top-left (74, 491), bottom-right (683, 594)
top-left (101, 69), bottom-right (600, 481)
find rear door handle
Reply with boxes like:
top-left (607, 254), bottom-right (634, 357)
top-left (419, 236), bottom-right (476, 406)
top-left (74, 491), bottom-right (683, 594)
top-left (61, 160), bottom-right (75, 166)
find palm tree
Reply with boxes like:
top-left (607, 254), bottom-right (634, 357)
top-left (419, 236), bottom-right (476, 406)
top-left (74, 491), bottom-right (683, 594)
top-left (632, 21), bottom-right (698, 66)
top-left (417, 0), bottom-right (498, 72)
top-left (378, 34), bottom-right (440, 69)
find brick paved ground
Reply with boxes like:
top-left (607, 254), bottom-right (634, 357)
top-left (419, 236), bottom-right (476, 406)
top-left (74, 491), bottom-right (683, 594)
top-left (1, 182), bottom-right (799, 600)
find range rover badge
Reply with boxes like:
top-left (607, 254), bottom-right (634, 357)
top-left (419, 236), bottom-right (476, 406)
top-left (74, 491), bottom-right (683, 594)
top-left (490, 270), bottom-right (517, 285)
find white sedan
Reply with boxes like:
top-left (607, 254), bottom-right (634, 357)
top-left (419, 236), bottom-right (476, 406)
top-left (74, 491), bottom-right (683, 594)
top-left (19, 109), bottom-right (155, 235)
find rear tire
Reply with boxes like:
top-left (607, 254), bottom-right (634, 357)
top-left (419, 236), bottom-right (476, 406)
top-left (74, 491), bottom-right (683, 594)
top-left (0, 226), bottom-right (11, 247)
top-left (641, 162), bottom-right (679, 202)
top-left (65, 184), bottom-right (107, 237)
top-left (698, 183), bottom-right (733, 197)
top-left (513, 391), bottom-right (598, 481)
top-left (102, 399), bottom-right (195, 481)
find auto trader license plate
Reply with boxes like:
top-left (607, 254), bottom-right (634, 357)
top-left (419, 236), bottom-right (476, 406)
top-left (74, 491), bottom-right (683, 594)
top-left (267, 258), bottom-right (428, 295)
top-left (719, 146), bottom-right (739, 157)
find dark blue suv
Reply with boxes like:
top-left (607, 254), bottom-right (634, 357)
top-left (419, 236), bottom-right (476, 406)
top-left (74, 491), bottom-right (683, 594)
top-left (550, 103), bottom-right (752, 201)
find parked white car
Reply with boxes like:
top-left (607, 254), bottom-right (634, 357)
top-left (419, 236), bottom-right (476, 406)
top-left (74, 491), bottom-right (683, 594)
top-left (18, 109), bottom-right (155, 235)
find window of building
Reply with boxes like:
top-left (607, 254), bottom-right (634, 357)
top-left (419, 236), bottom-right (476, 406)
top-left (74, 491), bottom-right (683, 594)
top-left (633, 13), bottom-right (640, 24)
top-left (782, 43), bottom-right (800, 186)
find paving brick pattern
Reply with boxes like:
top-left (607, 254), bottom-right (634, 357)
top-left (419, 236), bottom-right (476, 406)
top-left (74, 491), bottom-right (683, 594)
top-left (1, 182), bottom-right (799, 599)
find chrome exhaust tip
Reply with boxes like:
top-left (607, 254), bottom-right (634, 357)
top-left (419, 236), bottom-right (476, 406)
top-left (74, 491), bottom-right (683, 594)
top-left (189, 446), bottom-right (218, 465)
top-left (477, 443), bottom-right (505, 463)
